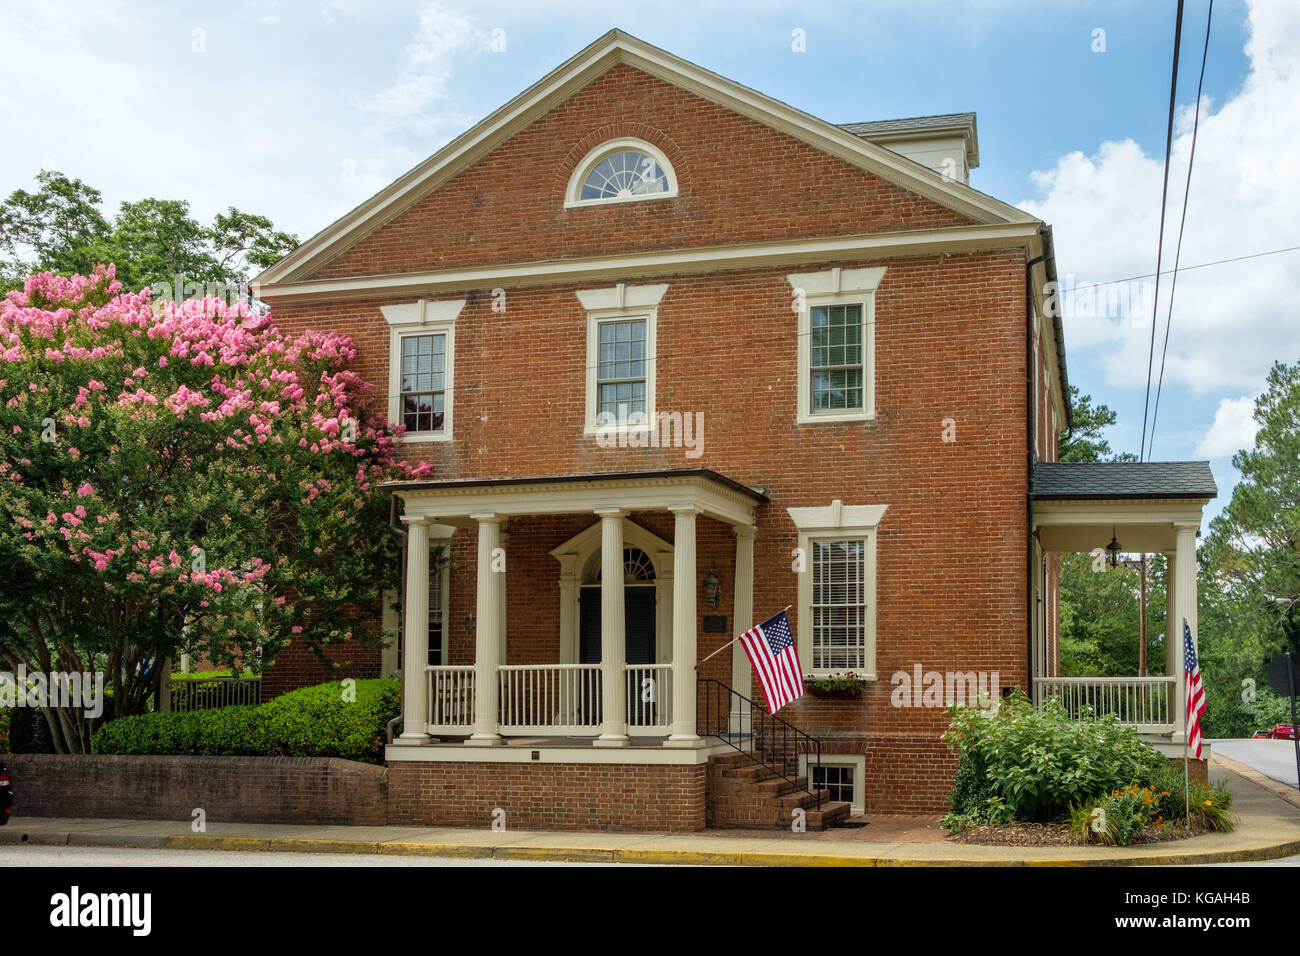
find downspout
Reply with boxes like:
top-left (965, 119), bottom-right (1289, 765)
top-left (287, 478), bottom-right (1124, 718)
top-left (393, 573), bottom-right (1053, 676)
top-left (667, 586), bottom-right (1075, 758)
top-left (387, 494), bottom-right (407, 744)
top-left (1025, 242), bottom-right (1046, 699)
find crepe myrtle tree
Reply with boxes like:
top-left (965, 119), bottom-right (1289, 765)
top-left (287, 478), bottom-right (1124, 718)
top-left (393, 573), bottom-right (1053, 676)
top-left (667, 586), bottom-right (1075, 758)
top-left (0, 265), bottom-right (431, 752)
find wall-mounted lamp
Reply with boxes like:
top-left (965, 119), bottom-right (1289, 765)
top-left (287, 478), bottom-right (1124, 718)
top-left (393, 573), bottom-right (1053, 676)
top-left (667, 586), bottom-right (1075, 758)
top-left (702, 570), bottom-right (721, 610)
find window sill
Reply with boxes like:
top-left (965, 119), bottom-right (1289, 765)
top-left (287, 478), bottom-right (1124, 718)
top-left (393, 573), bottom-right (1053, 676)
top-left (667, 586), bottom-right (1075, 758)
top-left (399, 432), bottom-right (453, 444)
top-left (584, 423), bottom-right (654, 439)
top-left (564, 192), bottom-right (678, 211)
top-left (797, 411), bottom-right (874, 425)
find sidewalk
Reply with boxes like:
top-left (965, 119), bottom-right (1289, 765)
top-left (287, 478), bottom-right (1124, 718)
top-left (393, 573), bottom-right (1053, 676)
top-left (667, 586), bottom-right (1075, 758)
top-left (3, 763), bottom-right (1298, 866)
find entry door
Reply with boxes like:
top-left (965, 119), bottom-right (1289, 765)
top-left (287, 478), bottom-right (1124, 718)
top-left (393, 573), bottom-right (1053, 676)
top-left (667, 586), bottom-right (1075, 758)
top-left (579, 586), bottom-right (657, 727)
top-left (579, 586), bottom-right (656, 664)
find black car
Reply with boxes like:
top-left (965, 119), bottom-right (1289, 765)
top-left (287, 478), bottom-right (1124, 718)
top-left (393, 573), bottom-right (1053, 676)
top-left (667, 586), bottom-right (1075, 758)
top-left (0, 762), bottom-right (12, 824)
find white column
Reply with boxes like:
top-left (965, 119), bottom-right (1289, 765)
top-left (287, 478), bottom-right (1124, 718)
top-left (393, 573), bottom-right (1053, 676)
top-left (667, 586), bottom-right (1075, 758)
top-left (594, 509), bottom-right (628, 746)
top-left (730, 524), bottom-right (755, 733)
top-left (1172, 525), bottom-right (1198, 743)
top-left (666, 506), bottom-right (702, 746)
top-left (498, 527), bottom-right (509, 664)
top-left (467, 513), bottom-right (503, 746)
top-left (398, 518), bottom-right (432, 742)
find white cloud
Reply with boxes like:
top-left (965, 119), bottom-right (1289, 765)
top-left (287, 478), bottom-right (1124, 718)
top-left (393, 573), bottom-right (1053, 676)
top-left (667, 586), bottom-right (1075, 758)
top-left (359, 3), bottom-right (491, 135)
top-left (1195, 394), bottom-right (1260, 459)
top-left (1020, 0), bottom-right (1300, 398)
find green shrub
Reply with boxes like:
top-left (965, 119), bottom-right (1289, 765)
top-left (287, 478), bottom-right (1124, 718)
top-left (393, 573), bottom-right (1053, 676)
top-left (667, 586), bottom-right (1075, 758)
top-left (943, 690), bottom-right (1167, 824)
top-left (1069, 785), bottom-right (1162, 846)
top-left (92, 679), bottom-right (399, 764)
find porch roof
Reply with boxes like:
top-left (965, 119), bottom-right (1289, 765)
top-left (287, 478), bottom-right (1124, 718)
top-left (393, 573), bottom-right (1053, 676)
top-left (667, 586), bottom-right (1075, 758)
top-left (384, 467), bottom-right (766, 528)
top-left (1031, 461), bottom-right (1217, 501)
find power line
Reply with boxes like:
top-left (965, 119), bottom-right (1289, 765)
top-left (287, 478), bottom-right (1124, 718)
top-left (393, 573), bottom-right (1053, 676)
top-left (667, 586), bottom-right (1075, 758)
top-left (1140, 0), bottom-right (1186, 464)
top-left (1148, 0), bottom-right (1213, 461)
top-left (1061, 244), bottom-right (1300, 292)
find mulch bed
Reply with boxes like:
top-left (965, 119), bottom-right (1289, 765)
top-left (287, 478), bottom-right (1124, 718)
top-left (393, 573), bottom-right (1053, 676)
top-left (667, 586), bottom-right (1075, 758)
top-left (950, 820), bottom-right (1205, 846)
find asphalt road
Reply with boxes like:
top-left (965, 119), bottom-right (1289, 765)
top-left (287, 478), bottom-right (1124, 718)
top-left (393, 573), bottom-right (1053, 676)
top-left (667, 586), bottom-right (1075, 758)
top-left (0, 845), bottom-right (628, 866)
top-left (1211, 738), bottom-right (1300, 789)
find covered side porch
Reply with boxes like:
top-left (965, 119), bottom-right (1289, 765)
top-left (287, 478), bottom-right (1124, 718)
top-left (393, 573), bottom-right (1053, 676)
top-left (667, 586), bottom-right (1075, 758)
top-left (384, 468), bottom-right (766, 755)
top-left (1030, 461), bottom-right (1217, 747)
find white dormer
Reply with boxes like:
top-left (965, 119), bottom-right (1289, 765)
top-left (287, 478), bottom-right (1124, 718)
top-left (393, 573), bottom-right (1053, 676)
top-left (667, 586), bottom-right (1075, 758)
top-left (839, 112), bottom-right (979, 185)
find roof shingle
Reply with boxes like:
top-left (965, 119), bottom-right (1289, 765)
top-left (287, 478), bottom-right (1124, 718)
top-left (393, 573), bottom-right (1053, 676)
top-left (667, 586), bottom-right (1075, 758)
top-left (1031, 461), bottom-right (1218, 500)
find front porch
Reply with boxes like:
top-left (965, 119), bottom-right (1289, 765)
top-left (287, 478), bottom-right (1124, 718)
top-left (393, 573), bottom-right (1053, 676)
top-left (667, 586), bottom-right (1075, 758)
top-left (384, 468), bottom-right (767, 754)
top-left (1030, 461), bottom-right (1218, 747)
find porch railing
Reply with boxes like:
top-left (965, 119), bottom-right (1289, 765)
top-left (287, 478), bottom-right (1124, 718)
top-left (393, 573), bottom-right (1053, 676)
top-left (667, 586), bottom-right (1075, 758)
top-left (699, 677), bottom-right (823, 809)
top-left (1034, 676), bottom-right (1177, 733)
top-left (624, 664), bottom-right (673, 732)
top-left (498, 664), bottom-right (602, 734)
top-left (427, 665), bottom-right (475, 733)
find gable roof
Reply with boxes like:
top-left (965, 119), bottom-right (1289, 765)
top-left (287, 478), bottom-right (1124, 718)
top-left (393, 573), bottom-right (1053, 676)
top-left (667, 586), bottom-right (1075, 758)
top-left (255, 30), bottom-right (1037, 287)
top-left (1031, 461), bottom-right (1218, 501)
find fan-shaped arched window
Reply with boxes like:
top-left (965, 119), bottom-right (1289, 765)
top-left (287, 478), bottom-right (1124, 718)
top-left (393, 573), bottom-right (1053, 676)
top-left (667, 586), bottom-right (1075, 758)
top-left (592, 547), bottom-right (657, 584)
top-left (565, 139), bottom-right (678, 208)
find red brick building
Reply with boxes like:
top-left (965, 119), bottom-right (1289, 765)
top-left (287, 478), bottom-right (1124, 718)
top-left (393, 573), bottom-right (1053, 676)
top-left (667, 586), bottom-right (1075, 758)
top-left (254, 31), bottom-right (1215, 830)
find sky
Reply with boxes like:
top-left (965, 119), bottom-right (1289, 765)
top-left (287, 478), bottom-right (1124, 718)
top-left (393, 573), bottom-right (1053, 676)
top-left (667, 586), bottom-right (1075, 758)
top-left (1, 0), bottom-right (1294, 525)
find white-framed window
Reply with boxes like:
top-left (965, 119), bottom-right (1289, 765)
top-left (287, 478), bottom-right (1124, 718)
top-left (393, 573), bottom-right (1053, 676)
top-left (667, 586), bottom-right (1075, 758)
top-left (381, 299), bottom-right (465, 443)
top-left (788, 500), bottom-right (886, 679)
top-left (798, 754), bottom-right (866, 815)
top-left (788, 267), bottom-right (887, 424)
top-left (576, 283), bottom-right (667, 436)
top-left (565, 138), bottom-right (678, 209)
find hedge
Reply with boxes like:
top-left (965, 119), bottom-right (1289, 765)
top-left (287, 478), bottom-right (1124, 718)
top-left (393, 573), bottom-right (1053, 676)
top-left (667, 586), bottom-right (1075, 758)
top-left (92, 679), bottom-right (399, 764)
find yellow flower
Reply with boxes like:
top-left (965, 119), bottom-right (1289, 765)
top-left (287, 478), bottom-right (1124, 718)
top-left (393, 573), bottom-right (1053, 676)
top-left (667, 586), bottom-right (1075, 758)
top-left (1204, 799), bottom-right (1213, 806)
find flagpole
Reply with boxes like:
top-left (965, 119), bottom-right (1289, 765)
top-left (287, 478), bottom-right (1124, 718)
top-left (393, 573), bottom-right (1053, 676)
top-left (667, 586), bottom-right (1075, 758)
top-left (1182, 617), bottom-right (1191, 822)
top-left (696, 605), bottom-right (792, 668)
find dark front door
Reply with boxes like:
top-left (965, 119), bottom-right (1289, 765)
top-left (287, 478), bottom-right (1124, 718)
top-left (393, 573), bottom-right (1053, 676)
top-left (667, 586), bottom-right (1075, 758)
top-left (579, 586), bottom-right (657, 728)
top-left (579, 586), bottom-right (656, 664)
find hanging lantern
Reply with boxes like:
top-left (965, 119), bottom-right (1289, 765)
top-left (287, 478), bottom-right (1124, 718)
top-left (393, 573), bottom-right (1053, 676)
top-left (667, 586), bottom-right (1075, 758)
top-left (1105, 526), bottom-right (1123, 568)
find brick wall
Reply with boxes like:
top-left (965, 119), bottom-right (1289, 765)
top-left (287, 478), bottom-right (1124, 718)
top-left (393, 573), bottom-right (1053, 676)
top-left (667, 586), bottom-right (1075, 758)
top-left (6, 755), bottom-right (389, 826)
top-left (387, 760), bottom-right (707, 832)
top-left (308, 64), bottom-right (972, 280)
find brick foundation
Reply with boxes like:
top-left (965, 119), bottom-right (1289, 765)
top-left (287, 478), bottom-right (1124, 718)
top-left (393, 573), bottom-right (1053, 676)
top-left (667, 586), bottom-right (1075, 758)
top-left (387, 759), bottom-right (707, 832)
top-left (6, 755), bottom-right (389, 826)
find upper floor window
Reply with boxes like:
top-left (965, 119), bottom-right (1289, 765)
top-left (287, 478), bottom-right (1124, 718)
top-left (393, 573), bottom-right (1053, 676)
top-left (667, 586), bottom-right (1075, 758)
top-left (788, 267), bottom-right (887, 425)
top-left (576, 283), bottom-right (668, 437)
top-left (565, 139), bottom-right (678, 209)
top-left (381, 298), bottom-right (464, 443)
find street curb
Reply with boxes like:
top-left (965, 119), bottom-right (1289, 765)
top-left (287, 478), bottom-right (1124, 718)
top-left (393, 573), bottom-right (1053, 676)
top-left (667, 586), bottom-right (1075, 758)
top-left (0, 830), bottom-right (1271, 866)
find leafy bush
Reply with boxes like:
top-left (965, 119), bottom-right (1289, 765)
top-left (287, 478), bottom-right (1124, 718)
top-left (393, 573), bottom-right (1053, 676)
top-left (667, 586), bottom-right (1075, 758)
top-left (93, 679), bottom-right (398, 764)
top-left (1069, 785), bottom-right (1163, 846)
top-left (943, 691), bottom-right (1166, 824)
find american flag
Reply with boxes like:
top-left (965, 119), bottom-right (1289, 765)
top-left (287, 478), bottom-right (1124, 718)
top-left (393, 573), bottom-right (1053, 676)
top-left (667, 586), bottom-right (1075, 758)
top-left (1184, 618), bottom-right (1207, 759)
top-left (738, 611), bottom-right (804, 714)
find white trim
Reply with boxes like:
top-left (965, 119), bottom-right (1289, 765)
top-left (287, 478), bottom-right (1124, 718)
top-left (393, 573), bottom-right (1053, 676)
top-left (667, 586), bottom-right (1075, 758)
top-left (788, 500), bottom-right (886, 679)
top-left (384, 299), bottom-right (464, 444)
top-left (798, 753), bottom-right (866, 815)
top-left (253, 30), bottom-right (1036, 288)
top-left (789, 268), bottom-right (886, 424)
top-left (256, 223), bottom-right (1037, 303)
top-left (578, 284), bottom-right (665, 437)
top-left (564, 138), bottom-right (679, 209)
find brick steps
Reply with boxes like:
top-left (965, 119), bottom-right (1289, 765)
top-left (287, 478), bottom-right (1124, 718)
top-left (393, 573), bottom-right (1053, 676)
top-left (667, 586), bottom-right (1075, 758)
top-left (705, 751), bottom-right (851, 830)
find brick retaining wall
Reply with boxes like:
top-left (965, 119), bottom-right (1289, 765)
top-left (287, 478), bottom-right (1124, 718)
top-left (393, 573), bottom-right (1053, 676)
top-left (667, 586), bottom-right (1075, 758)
top-left (5, 755), bottom-right (389, 826)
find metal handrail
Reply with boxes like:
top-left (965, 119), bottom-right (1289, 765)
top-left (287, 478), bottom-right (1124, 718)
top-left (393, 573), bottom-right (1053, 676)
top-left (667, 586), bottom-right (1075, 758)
top-left (698, 677), bottom-right (823, 810)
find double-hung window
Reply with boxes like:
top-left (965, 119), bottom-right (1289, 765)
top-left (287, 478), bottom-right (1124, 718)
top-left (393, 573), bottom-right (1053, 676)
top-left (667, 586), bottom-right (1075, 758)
top-left (382, 299), bottom-right (464, 443)
top-left (577, 283), bottom-right (667, 436)
top-left (788, 500), bottom-right (886, 679)
top-left (788, 267), bottom-right (886, 424)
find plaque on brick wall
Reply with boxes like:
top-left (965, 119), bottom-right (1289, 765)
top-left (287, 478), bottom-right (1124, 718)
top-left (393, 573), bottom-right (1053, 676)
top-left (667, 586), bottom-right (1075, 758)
top-left (702, 615), bottom-right (727, 634)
